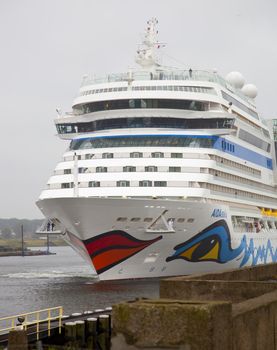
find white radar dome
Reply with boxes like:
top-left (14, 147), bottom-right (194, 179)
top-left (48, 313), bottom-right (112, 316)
top-left (241, 84), bottom-right (258, 99)
top-left (225, 71), bottom-right (245, 89)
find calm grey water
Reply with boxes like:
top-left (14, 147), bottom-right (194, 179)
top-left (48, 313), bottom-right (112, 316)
top-left (0, 246), bottom-right (159, 317)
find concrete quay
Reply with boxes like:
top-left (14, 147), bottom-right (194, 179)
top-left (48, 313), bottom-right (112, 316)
top-left (112, 263), bottom-right (277, 350)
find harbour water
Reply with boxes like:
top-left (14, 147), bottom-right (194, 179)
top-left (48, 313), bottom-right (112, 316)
top-left (0, 246), bottom-right (159, 317)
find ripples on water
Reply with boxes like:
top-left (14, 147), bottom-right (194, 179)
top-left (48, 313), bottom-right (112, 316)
top-left (0, 246), bottom-right (160, 317)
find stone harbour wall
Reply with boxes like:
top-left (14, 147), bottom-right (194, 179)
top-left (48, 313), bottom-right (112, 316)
top-left (112, 263), bottom-right (277, 349)
top-left (232, 290), bottom-right (277, 350)
top-left (112, 299), bottom-right (232, 350)
top-left (160, 279), bottom-right (277, 303)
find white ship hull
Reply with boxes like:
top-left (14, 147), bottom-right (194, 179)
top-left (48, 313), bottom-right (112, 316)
top-left (37, 197), bottom-right (277, 280)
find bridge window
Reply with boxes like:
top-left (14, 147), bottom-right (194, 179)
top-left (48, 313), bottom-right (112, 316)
top-left (70, 135), bottom-right (217, 151)
top-left (58, 117), bottom-right (234, 134)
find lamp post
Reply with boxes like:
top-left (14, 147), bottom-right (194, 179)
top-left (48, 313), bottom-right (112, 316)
top-left (21, 224), bottom-right (24, 257)
top-left (47, 232), bottom-right (50, 255)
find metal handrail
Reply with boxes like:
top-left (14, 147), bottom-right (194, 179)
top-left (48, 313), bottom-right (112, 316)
top-left (0, 306), bottom-right (63, 340)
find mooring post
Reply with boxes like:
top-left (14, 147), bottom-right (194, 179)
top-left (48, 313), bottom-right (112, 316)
top-left (98, 314), bottom-right (110, 350)
top-left (105, 306), bottom-right (112, 337)
top-left (86, 317), bottom-right (97, 349)
top-left (8, 329), bottom-right (28, 350)
top-left (35, 340), bottom-right (43, 350)
top-left (75, 320), bottom-right (85, 346)
top-left (64, 321), bottom-right (77, 343)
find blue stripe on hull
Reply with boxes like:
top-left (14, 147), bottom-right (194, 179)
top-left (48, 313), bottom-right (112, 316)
top-left (214, 137), bottom-right (272, 170)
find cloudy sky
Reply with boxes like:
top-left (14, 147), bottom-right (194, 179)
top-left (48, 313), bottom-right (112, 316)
top-left (0, 0), bottom-right (277, 219)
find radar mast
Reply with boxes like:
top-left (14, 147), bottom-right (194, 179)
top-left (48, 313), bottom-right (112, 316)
top-left (135, 18), bottom-right (164, 71)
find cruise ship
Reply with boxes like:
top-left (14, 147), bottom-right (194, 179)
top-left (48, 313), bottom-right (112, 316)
top-left (37, 19), bottom-right (277, 280)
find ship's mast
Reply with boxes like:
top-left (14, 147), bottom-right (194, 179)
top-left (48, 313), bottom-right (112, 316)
top-left (135, 18), bottom-right (164, 71)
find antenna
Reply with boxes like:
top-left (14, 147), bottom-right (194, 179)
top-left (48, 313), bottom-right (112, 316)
top-left (56, 108), bottom-right (62, 117)
top-left (135, 18), bottom-right (165, 71)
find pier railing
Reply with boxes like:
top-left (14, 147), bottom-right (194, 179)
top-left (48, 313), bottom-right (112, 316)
top-left (0, 306), bottom-right (63, 340)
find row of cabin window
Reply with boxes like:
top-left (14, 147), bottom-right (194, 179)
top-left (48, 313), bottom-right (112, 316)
top-left (116, 217), bottom-right (194, 223)
top-left (61, 181), bottom-right (168, 188)
top-left (233, 219), bottom-right (277, 231)
top-left (210, 169), bottom-right (275, 192)
top-left (56, 116), bottom-right (231, 135)
top-left (221, 90), bottom-right (259, 120)
top-left (238, 129), bottom-right (271, 153)
top-left (201, 183), bottom-right (277, 203)
top-left (80, 85), bottom-right (215, 96)
top-left (210, 154), bottom-right (261, 176)
top-left (64, 152), bottom-right (261, 178)
top-left (73, 152), bottom-right (179, 160)
top-left (90, 180), bottom-right (167, 187)
top-left (74, 99), bottom-right (211, 115)
top-left (64, 166), bottom-right (182, 174)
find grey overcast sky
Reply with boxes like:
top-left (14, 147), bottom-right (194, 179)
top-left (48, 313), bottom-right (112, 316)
top-left (0, 0), bottom-right (277, 219)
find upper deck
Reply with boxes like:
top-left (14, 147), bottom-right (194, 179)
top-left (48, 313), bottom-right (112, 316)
top-left (55, 18), bottom-right (269, 142)
top-left (80, 69), bottom-right (255, 107)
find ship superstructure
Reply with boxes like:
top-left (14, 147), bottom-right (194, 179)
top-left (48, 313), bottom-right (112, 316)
top-left (37, 19), bottom-right (277, 280)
